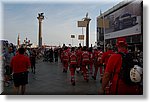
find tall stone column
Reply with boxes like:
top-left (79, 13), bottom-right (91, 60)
top-left (84, 15), bottom-right (91, 48)
top-left (37, 13), bottom-right (44, 47)
top-left (17, 34), bottom-right (20, 48)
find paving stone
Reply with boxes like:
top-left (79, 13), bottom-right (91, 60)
top-left (2, 59), bottom-right (102, 95)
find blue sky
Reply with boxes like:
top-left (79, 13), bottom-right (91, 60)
top-left (2, 0), bottom-right (123, 47)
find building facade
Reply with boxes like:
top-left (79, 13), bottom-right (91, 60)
top-left (97, 0), bottom-right (143, 52)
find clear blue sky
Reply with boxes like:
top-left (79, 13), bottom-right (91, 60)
top-left (2, 0), bottom-right (122, 47)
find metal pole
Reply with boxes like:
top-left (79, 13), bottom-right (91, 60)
top-left (72, 38), bottom-right (73, 47)
top-left (102, 14), bottom-right (106, 52)
top-left (82, 27), bottom-right (84, 46)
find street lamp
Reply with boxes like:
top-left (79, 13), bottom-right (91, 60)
top-left (37, 13), bottom-right (44, 47)
top-left (22, 38), bottom-right (32, 48)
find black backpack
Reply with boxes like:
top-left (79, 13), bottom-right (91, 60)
top-left (118, 52), bottom-right (135, 85)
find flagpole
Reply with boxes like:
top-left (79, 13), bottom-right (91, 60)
top-left (82, 27), bottom-right (84, 46)
top-left (102, 12), bottom-right (106, 52)
top-left (72, 38), bottom-right (73, 47)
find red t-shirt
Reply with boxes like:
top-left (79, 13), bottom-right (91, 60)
top-left (11, 54), bottom-right (31, 73)
top-left (105, 50), bottom-right (138, 94)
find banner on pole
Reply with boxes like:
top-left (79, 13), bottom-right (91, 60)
top-left (97, 18), bottom-right (109, 28)
top-left (71, 35), bottom-right (75, 38)
top-left (78, 35), bottom-right (84, 40)
top-left (77, 21), bottom-right (88, 27)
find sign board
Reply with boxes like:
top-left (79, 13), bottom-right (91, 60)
top-left (104, 24), bottom-right (141, 39)
top-left (78, 21), bottom-right (88, 27)
top-left (97, 18), bottom-right (109, 28)
top-left (71, 35), bottom-right (75, 38)
top-left (103, 0), bottom-right (141, 35)
top-left (78, 35), bottom-right (84, 40)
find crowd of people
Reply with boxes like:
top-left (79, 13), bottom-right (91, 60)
top-left (0, 40), bottom-right (43, 94)
top-left (1, 40), bottom-right (17, 87)
top-left (0, 37), bottom-right (143, 95)
top-left (58, 37), bottom-right (143, 94)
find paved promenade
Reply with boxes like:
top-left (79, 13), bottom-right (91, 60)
top-left (2, 58), bottom-right (102, 95)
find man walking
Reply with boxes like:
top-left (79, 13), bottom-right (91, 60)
top-left (30, 49), bottom-right (36, 74)
top-left (69, 47), bottom-right (77, 86)
top-left (102, 37), bottom-right (139, 94)
top-left (81, 46), bottom-right (90, 82)
top-left (11, 47), bottom-right (31, 94)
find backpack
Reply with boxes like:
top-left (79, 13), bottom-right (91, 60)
top-left (63, 51), bottom-right (69, 61)
top-left (70, 52), bottom-right (77, 64)
top-left (82, 51), bottom-right (89, 62)
top-left (118, 52), bottom-right (135, 85)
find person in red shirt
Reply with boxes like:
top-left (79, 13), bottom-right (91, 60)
top-left (92, 47), bottom-right (103, 81)
top-left (93, 48), bottom-right (98, 71)
top-left (101, 44), bottom-right (114, 81)
top-left (76, 47), bottom-right (82, 73)
top-left (11, 47), bottom-right (31, 94)
top-left (102, 44), bottom-right (114, 69)
top-left (62, 47), bottom-right (69, 73)
top-left (60, 48), bottom-right (63, 63)
top-left (102, 37), bottom-right (138, 95)
top-left (69, 47), bottom-right (77, 86)
top-left (88, 47), bottom-right (94, 75)
top-left (81, 46), bottom-right (90, 82)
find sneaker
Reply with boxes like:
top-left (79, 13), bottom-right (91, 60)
top-left (63, 69), bottom-right (66, 73)
top-left (84, 76), bottom-right (87, 80)
top-left (4, 82), bottom-right (9, 87)
top-left (100, 78), bottom-right (102, 83)
top-left (71, 78), bottom-right (75, 86)
top-left (76, 67), bottom-right (80, 71)
top-left (65, 70), bottom-right (67, 73)
top-left (81, 71), bottom-right (83, 75)
top-left (90, 72), bottom-right (93, 75)
top-left (76, 71), bottom-right (79, 74)
top-left (92, 76), bottom-right (96, 80)
top-left (86, 79), bottom-right (89, 82)
top-left (84, 76), bottom-right (89, 82)
top-left (71, 81), bottom-right (75, 86)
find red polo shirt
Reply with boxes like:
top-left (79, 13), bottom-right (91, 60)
top-left (11, 54), bottom-right (31, 73)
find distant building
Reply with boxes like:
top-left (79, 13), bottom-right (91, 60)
top-left (97, 0), bottom-right (143, 52)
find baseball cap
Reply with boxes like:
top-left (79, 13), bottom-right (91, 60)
top-left (116, 37), bottom-right (128, 47)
